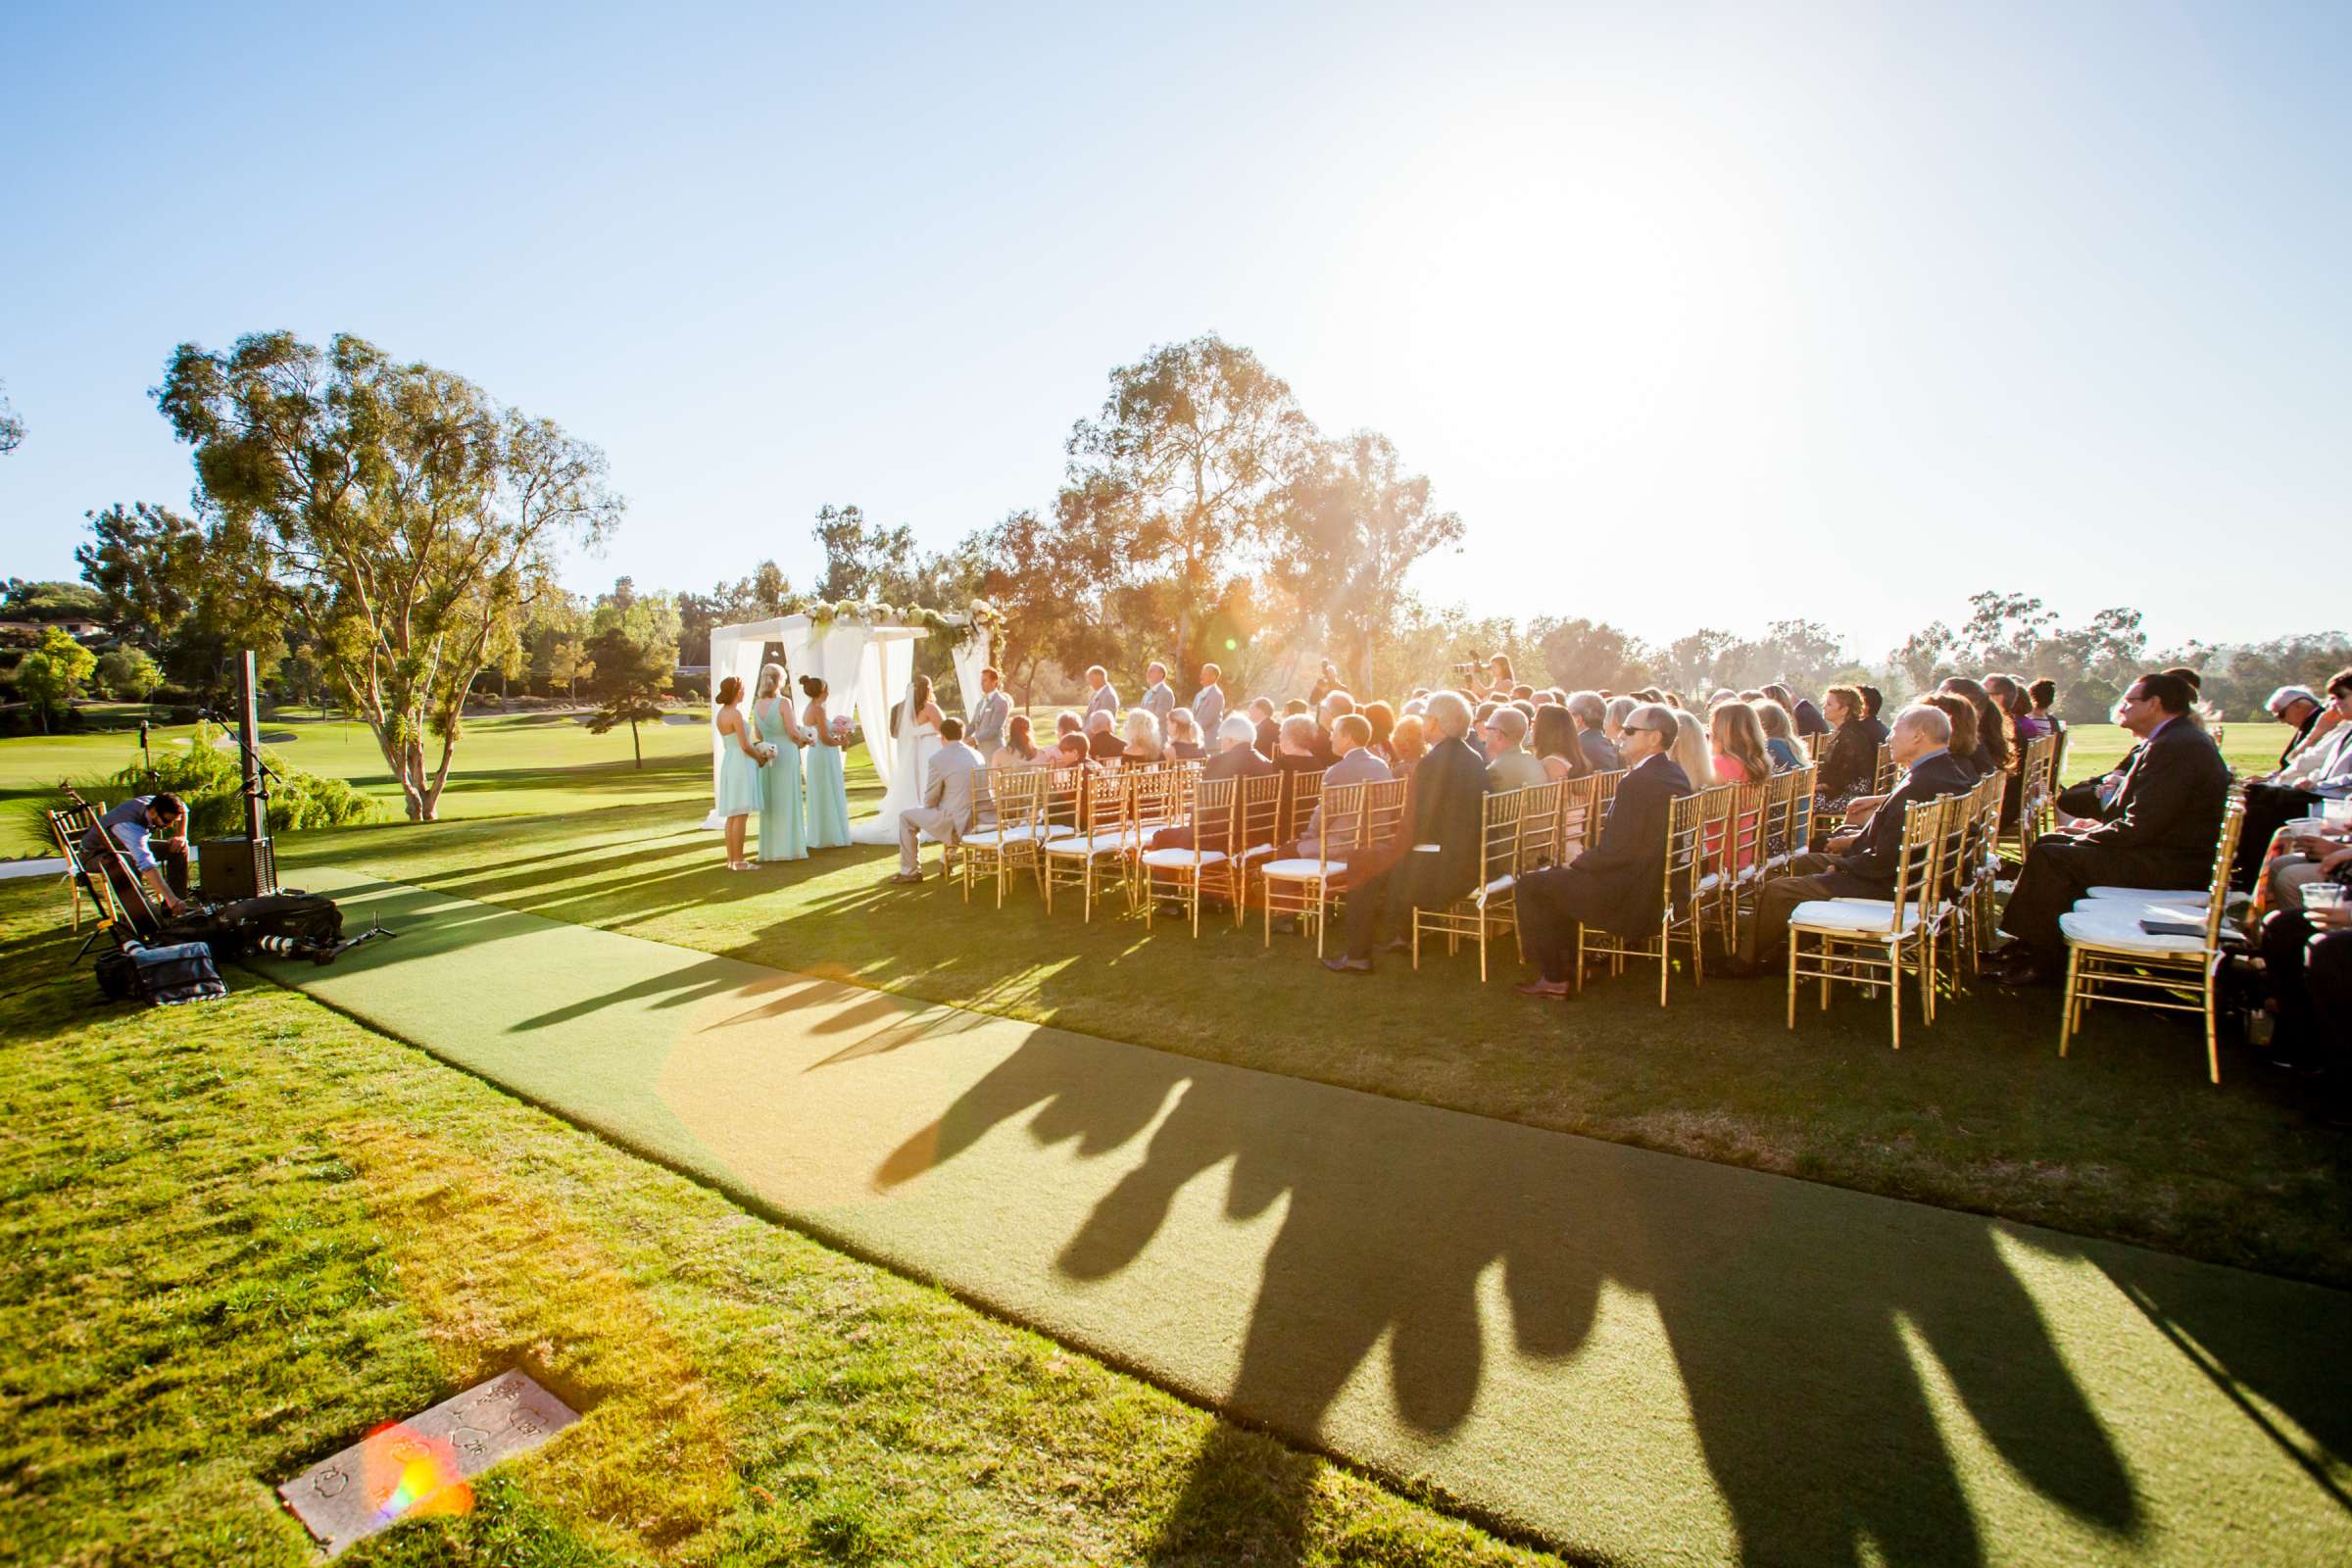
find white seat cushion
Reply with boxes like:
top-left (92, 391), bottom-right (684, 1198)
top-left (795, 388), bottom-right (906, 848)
top-left (1238, 843), bottom-right (1278, 860)
top-left (2071, 898), bottom-right (2209, 926)
top-left (1484, 872), bottom-right (1516, 897)
top-left (1046, 830), bottom-right (1127, 857)
top-left (1258, 858), bottom-right (1331, 881)
top-left (961, 825), bottom-right (1049, 847)
top-left (2059, 908), bottom-right (2208, 954)
top-left (2082, 886), bottom-right (2208, 906)
top-left (1139, 847), bottom-right (1227, 869)
top-left (1789, 899), bottom-right (1923, 935)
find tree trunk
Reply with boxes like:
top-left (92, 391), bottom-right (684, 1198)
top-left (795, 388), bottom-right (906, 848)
top-left (631, 719), bottom-right (643, 768)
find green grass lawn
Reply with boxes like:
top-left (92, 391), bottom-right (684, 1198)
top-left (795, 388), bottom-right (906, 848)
top-left (0, 882), bottom-right (1554, 1566)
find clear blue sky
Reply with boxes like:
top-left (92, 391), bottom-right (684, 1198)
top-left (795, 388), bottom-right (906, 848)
top-left (3, 1), bottom-right (2345, 659)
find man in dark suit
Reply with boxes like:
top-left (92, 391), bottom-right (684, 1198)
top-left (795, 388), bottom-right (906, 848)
top-left (1725, 705), bottom-right (1977, 974)
top-left (1568, 691), bottom-right (1623, 773)
top-left (1991, 671), bottom-right (2232, 986)
top-left (1510, 704), bottom-right (1693, 997)
top-left (1325, 691), bottom-right (1487, 972)
top-left (1765, 683), bottom-right (1828, 739)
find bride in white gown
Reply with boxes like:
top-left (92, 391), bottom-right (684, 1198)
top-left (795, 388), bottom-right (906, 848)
top-left (850, 675), bottom-right (946, 844)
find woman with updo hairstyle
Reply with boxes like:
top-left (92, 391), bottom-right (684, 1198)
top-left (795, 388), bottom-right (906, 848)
top-left (713, 674), bottom-right (768, 870)
top-left (800, 674), bottom-right (852, 849)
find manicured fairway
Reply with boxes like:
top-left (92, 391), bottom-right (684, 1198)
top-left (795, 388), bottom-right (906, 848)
top-left (250, 867), bottom-right (2352, 1566)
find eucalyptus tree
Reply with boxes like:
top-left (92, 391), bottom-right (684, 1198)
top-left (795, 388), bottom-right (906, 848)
top-left (155, 331), bottom-right (622, 820)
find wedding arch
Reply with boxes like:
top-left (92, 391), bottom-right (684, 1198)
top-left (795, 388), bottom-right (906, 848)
top-left (700, 601), bottom-right (999, 838)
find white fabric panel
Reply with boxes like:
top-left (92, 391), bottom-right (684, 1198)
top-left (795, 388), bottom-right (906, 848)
top-left (847, 630), bottom-right (923, 844)
top-left (949, 627), bottom-right (994, 727)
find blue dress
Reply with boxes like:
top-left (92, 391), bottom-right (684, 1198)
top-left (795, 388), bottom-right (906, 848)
top-left (715, 713), bottom-right (764, 819)
top-left (755, 697), bottom-right (808, 861)
top-left (804, 705), bottom-right (852, 848)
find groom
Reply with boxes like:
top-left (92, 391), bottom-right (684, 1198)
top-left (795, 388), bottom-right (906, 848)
top-left (890, 717), bottom-right (982, 883)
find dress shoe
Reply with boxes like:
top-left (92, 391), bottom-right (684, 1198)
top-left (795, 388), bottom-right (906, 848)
top-left (1513, 979), bottom-right (1570, 1000)
top-left (1322, 956), bottom-right (1372, 975)
top-left (888, 870), bottom-right (924, 885)
top-left (1379, 936), bottom-right (1412, 955)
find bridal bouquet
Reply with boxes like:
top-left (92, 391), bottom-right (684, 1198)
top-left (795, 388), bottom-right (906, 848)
top-left (830, 716), bottom-right (853, 742)
top-left (757, 742), bottom-right (779, 762)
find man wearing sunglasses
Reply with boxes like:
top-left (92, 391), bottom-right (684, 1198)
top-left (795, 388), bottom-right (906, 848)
top-left (81, 791), bottom-right (192, 919)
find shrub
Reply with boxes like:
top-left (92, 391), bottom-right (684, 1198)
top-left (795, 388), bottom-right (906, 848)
top-left (103, 723), bottom-right (378, 839)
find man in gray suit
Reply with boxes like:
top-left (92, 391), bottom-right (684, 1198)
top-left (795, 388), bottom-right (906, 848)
top-left (1191, 662), bottom-right (1226, 738)
top-left (1084, 664), bottom-right (1120, 719)
top-left (1140, 662), bottom-right (1175, 728)
top-left (966, 665), bottom-right (1010, 757)
top-left (890, 717), bottom-right (983, 882)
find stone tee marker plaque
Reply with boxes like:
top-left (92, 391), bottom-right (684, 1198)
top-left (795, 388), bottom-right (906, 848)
top-left (277, 1369), bottom-right (579, 1554)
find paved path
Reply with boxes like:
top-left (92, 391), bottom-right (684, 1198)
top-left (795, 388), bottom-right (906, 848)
top-left (258, 868), bottom-right (2352, 1567)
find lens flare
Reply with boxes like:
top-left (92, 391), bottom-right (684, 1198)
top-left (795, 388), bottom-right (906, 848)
top-left (362, 1422), bottom-right (473, 1524)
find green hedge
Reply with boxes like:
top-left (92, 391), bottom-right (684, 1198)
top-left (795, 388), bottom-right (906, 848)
top-left (104, 723), bottom-right (379, 839)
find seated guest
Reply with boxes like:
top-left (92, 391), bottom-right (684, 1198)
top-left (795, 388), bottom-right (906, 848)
top-left (990, 713), bottom-right (1041, 772)
top-left (1272, 712), bottom-right (1327, 840)
top-left (1532, 705), bottom-right (1593, 782)
top-left (1753, 699), bottom-right (1804, 771)
top-left (2257, 850), bottom-right (2352, 1122)
top-left (1484, 705), bottom-right (1548, 790)
top-left (1250, 697), bottom-right (1281, 758)
top-left (1389, 712), bottom-right (1428, 769)
top-left (1324, 692), bottom-right (1488, 972)
top-left (1510, 704), bottom-right (1693, 997)
top-left (1940, 676), bottom-right (2014, 785)
top-left (1667, 709), bottom-right (1715, 795)
top-left (81, 790), bottom-right (191, 918)
top-left (2234, 668), bottom-right (2352, 885)
top-left (1987, 673), bottom-right (2042, 742)
top-left (1925, 694), bottom-right (1983, 779)
top-left (1046, 732), bottom-right (1098, 831)
top-left (1857, 686), bottom-right (1889, 746)
top-left (1728, 705), bottom-right (1975, 973)
top-left (1813, 684), bottom-right (1879, 812)
top-left (2027, 678), bottom-right (2060, 742)
top-left (1991, 671), bottom-right (2231, 986)
top-left (1510, 683), bottom-right (1537, 704)
top-left (1148, 715), bottom-right (1273, 872)
top-left (1469, 701), bottom-right (1500, 759)
top-left (1120, 707), bottom-right (1164, 765)
top-left (1362, 700), bottom-right (1397, 767)
top-left (1771, 682), bottom-right (1830, 738)
top-left (889, 718), bottom-right (981, 884)
top-left (1086, 710), bottom-right (1126, 760)
top-left (1568, 691), bottom-right (1622, 773)
top-left (1313, 689), bottom-right (1354, 765)
top-left (1602, 696), bottom-right (1636, 750)
top-left (1283, 713), bottom-right (1393, 862)
top-left (2264, 685), bottom-right (2327, 770)
top-left (1283, 697), bottom-right (1312, 717)
top-left (1055, 710), bottom-right (1084, 743)
top-left (2262, 824), bottom-right (2349, 913)
top-left (1708, 700), bottom-right (1771, 785)
top-left (1165, 707), bottom-right (1207, 760)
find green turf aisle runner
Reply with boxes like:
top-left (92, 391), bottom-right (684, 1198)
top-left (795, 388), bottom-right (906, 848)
top-left (262, 869), bottom-right (2352, 1566)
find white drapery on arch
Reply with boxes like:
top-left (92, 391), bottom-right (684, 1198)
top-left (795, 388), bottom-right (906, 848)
top-left (699, 613), bottom-right (994, 832)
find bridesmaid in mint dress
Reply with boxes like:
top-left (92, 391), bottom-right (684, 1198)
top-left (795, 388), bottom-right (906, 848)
top-left (712, 676), bottom-right (767, 871)
top-left (752, 663), bottom-right (809, 862)
top-left (802, 674), bottom-right (852, 849)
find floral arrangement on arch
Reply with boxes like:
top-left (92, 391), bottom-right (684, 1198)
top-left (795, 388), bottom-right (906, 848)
top-left (794, 597), bottom-right (1005, 651)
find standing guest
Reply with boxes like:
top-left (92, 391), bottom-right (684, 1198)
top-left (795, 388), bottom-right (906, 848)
top-left (1166, 708), bottom-right (1207, 760)
top-left (1727, 705), bottom-right (1976, 974)
top-left (81, 791), bottom-right (190, 916)
top-left (991, 712), bottom-right (1041, 771)
top-left (801, 675), bottom-right (852, 850)
top-left (1250, 697), bottom-right (1281, 758)
top-left (1510, 704), bottom-right (1694, 997)
top-left (1307, 660), bottom-right (1346, 706)
top-left (1121, 707), bottom-right (1165, 764)
top-left (1485, 654), bottom-right (1516, 699)
top-left (888, 717), bottom-right (981, 884)
top-left (1191, 662), bottom-right (1227, 739)
top-left (752, 662), bottom-right (810, 863)
top-left (1532, 705), bottom-right (1593, 782)
top-left (1362, 700), bottom-right (1397, 767)
top-left (1484, 705), bottom-right (1548, 790)
top-left (1084, 664), bottom-right (1120, 719)
top-left (1569, 692), bottom-right (1623, 774)
top-left (1857, 686), bottom-right (1890, 746)
top-left (1325, 692), bottom-right (1488, 973)
top-left (1813, 685), bottom-right (1879, 812)
top-left (1754, 700), bottom-right (1804, 771)
top-left (714, 675), bottom-right (769, 871)
top-left (1667, 709), bottom-right (1715, 795)
top-left (1086, 710), bottom-right (1126, 761)
top-left (1991, 671), bottom-right (2231, 986)
top-left (1140, 662), bottom-right (1176, 728)
top-left (966, 666), bottom-right (1010, 758)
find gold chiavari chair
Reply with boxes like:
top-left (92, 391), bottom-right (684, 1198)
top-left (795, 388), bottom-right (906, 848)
top-left (1692, 783), bottom-right (1749, 956)
top-left (1227, 772), bottom-right (1287, 915)
top-left (2058, 802), bottom-right (2245, 1083)
top-left (1248, 768), bottom-right (1324, 913)
top-left (958, 768), bottom-right (1054, 906)
top-left (1958, 773), bottom-right (2009, 982)
top-left (1412, 786), bottom-right (1527, 981)
top-left (1516, 781), bottom-right (1566, 872)
top-left (1044, 770), bottom-right (1134, 920)
top-left (1872, 742), bottom-right (1897, 796)
top-left (1913, 782), bottom-right (1985, 1014)
top-left (1590, 768), bottom-right (1626, 838)
top-left (1123, 766), bottom-right (1193, 908)
top-left (1039, 762), bottom-right (1090, 841)
top-left (1140, 776), bottom-right (1238, 936)
top-left (1556, 773), bottom-right (1604, 864)
top-left (1787, 794), bottom-right (1946, 1049)
top-left (2010, 733), bottom-right (2057, 853)
top-left (1576, 790), bottom-right (1707, 1005)
top-left (1802, 730), bottom-right (1827, 763)
top-left (1260, 781), bottom-right (1368, 955)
